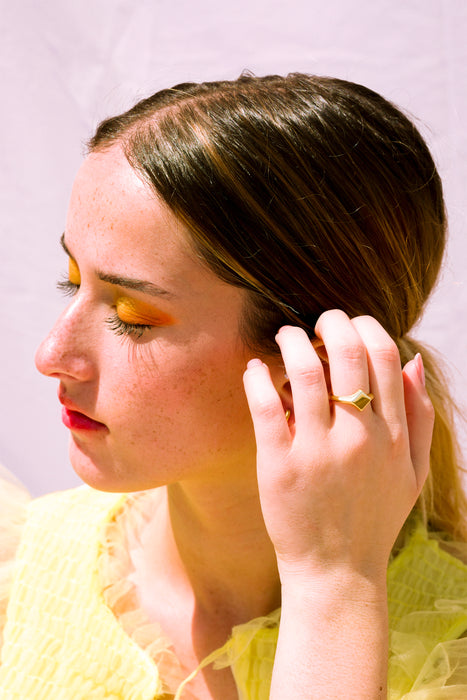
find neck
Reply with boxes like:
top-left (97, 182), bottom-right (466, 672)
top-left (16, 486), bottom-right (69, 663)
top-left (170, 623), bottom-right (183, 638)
top-left (171, 479), bottom-right (280, 619)
top-left (140, 473), bottom-right (281, 625)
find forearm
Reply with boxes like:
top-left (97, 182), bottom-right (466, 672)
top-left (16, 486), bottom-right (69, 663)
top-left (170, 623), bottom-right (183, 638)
top-left (270, 573), bottom-right (388, 700)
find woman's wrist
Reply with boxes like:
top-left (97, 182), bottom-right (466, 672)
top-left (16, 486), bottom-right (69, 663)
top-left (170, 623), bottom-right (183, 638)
top-left (278, 556), bottom-right (389, 598)
top-left (270, 570), bottom-right (389, 700)
top-left (279, 566), bottom-right (388, 619)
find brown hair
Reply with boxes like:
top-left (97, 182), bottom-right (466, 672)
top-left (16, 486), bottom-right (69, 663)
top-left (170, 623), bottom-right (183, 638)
top-left (89, 73), bottom-right (467, 540)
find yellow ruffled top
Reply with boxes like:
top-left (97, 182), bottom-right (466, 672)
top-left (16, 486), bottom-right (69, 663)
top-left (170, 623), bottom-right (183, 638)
top-left (0, 467), bottom-right (467, 699)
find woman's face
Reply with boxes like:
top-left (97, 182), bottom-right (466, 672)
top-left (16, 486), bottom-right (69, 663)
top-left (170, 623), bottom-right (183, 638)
top-left (35, 145), bottom-right (259, 492)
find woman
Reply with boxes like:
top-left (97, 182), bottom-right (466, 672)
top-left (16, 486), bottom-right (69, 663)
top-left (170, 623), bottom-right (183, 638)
top-left (0, 73), bottom-right (466, 699)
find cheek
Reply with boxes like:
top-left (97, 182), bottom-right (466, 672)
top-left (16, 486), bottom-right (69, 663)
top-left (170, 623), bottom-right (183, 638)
top-left (105, 340), bottom-right (248, 432)
top-left (101, 338), bottom-right (233, 403)
top-left (150, 358), bottom-right (244, 415)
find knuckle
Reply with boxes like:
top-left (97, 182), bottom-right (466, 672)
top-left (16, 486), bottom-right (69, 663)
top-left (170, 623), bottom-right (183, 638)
top-left (369, 339), bottom-right (400, 365)
top-left (338, 342), bottom-right (366, 364)
top-left (388, 423), bottom-right (406, 448)
top-left (289, 362), bottom-right (323, 386)
top-left (252, 396), bottom-right (282, 421)
top-left (381, 422), bottom-right (409, 461)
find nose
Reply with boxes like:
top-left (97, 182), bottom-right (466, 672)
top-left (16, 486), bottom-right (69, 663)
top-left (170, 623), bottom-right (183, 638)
top-left (35, 301), bottom-right (96, 382)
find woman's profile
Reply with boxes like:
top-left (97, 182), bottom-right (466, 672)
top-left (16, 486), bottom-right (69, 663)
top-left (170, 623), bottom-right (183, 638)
top-left (0, 73), bottom-right (466, 699)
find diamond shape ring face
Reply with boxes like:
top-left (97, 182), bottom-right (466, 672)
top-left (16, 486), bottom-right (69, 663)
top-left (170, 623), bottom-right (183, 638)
top-left (329, 390), bottom-right (374, 411)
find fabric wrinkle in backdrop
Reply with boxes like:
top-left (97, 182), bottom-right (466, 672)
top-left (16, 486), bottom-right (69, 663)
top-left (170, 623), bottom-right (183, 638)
top-left (0, 0), bottom-right (466, 495)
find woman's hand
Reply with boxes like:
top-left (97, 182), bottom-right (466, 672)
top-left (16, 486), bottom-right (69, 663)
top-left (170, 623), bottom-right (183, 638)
top-left (243, 310), bottom-right (434, 699)
top-left (243, 310), bottom-right (434, 586)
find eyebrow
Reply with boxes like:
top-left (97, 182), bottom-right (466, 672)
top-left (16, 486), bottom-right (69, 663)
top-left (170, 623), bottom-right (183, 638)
top-left (60, 233), bottom-right (175, 299)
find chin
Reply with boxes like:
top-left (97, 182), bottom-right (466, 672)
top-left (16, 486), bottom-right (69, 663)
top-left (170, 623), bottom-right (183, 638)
top-left (68, 439), bottom-right (169, 494)
top-left (68, 440), bottom-right (131, 493)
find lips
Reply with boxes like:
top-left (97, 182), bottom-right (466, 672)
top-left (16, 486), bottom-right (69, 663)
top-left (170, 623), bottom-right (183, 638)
top-left (59, 393), bottom-right (107, 432)
top-left (61, 407), bottom-right (107, 431)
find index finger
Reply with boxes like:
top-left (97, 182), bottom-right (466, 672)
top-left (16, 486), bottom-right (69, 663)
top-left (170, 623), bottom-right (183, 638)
top-left (275, 326), bottom-right (330, 433)
top-left (243, 358), bottom-right (291, 454)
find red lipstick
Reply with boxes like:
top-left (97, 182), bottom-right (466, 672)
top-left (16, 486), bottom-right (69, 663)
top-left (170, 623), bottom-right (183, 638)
top-left (61, 407), bottom-right (107, 432)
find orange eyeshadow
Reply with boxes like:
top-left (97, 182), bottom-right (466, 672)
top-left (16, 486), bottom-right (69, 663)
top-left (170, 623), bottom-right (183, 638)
top-left (115, 297), bottom-right (176, 326)
top-left (68, 258), bottom-right (81, 285)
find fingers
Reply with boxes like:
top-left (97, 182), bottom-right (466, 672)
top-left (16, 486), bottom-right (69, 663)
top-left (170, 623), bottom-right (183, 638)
top-left (315, 311), bottom-right (370, 418)
top-left (350, 315), bottom-right (405, 422)
top-left (243, 359), bottom-right (291, 455)
top-left (274, 327), bottom-right (330, 432)
top-left (402, 355), bottom-right (434, 490)
top-left (314, 311), bottom-right (432, 492)
top-left (245, 312), bottom-right (433, 492)
top-left (244, 327), bottom-right (330, 446)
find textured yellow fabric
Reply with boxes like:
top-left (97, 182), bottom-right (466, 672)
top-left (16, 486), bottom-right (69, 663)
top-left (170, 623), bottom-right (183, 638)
top-left (199, 520), bottom-right (467, 700)
top-left (387, 519), bottom-right (467, 699)
top-left (1, 484), bottom-right (467, 699)
top-left (210, 609), bottom-right (280, 700)
top-left (0, 487), bottom-right (162, 700)
top-left (0, 467), bottom-right (29, 651)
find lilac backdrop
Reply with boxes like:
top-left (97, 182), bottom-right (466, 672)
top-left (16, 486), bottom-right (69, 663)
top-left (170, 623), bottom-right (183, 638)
top-left (1, 0), bottom-right (466, 495)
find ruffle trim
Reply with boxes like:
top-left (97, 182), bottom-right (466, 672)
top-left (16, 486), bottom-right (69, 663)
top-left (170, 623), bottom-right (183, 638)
top-left (99, 489), bottom-right (186, 696)
top-left (99, 488), bottom-right (282, 699)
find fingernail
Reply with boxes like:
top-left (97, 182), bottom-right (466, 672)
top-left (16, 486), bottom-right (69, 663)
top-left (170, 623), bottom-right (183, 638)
top-left (275, 325), bottom-right (293, 338)
top-left (247, 358), bottom-right (263, 369)
top-left (414, 353), bottom-right (425, 386)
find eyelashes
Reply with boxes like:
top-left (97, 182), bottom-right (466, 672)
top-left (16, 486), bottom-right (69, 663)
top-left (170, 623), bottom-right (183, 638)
top-left (105, 314), bottom-right (152, 339)
top-left (56, 277), bottom-right (79, 297)
top-left (56, 277), bottom-right (153, 340)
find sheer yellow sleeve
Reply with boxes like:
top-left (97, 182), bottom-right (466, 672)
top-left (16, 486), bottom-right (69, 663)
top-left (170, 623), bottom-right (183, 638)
top-left (0, 465), bottom-right (30, 652)
top-left (387, 519), bottom-right (467, 699)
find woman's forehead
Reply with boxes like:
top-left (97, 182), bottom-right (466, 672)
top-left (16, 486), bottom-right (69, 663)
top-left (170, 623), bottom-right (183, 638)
top-left (72, 145), bottom-right (157, 210)
top-left (65, 147), bottom-right (247, 312)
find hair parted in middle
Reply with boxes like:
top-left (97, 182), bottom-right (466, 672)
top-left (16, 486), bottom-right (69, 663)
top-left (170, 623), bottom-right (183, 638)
top-left (89, 73), bottom-right (445, 353)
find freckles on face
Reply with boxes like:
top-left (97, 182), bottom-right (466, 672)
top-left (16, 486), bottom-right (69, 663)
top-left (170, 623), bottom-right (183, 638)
top-left (53, 145), bottom-right (257, 491)
top-left (85, 330), bottom-right (254, 491)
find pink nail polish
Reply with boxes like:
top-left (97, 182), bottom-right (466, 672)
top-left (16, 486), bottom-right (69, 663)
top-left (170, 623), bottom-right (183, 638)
top-left (414, 353), bottom-right (425, 386)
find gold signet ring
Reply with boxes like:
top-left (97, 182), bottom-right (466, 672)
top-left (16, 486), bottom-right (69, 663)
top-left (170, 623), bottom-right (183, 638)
top-left (329, 389), bottom-right (374, 412)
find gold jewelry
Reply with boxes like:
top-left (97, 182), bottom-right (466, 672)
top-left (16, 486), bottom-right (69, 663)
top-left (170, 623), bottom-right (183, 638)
top-left (329, 389), bottom-right (374, 412)
top-left (285, 409), bottom-right (291, 421)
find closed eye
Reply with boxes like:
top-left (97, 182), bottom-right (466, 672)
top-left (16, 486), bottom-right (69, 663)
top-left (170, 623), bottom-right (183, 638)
top-left (105, 314), bottom-right (153, 339)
